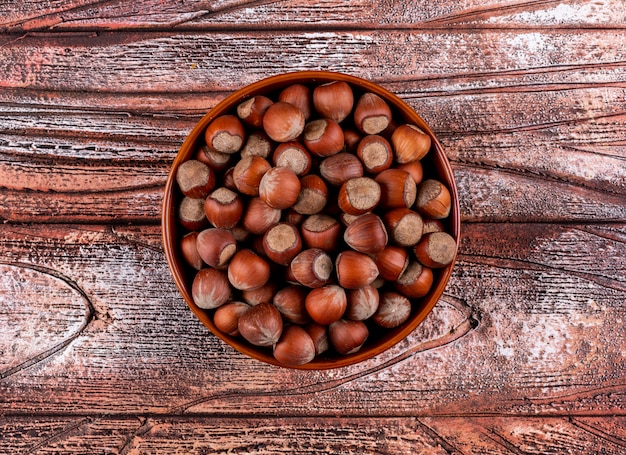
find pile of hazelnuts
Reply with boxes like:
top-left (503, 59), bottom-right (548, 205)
top-left (174, 80), bottom-right (457, 367)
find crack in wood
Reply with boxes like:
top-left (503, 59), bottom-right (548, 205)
top-left (1, 0), bottom-right (114, 31)
top-left (569, 417), bottom-right (626, 448)
top-left (414, 418), bottom-right (468, 455)
top-left (481, 425), bottom-right (531, 455)
top-left (23, 416), bottom-right (94, 454)
top-left (520, 383), bottom-right (626, 410)
top-left (457, 251), bottom-right (626, 293)
top-left (453, 160), bottom-right (626, 200)
top-left (117, 416), bottom-right (153, 455)
top-left (425, 0), bottom-right (564, 26)
top-left (0, 261), bottom-right (95, 380)
top-left (171, 0), bottom-right (280, 29)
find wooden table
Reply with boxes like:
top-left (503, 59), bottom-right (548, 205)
top-left (1, 1), bottom-right (625, 453)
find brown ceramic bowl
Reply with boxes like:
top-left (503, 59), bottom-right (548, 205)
top-left (162, 71), bottom-right (460, 369)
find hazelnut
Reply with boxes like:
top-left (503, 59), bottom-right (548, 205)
top-left (240, 130), bottom-right (274, 159)
top-left (221, 166), bottom-right (237, 191)
top-left (204, 187), bottom-right (244, 229)
top-left (397, 160), bottom-right (423, 185)
top-left (390, 123), bottom-right (431, 163)
top-left (356, 134), bottom-right (393, 174)
top-left (319, 153), bottom-right (364, 187)
top-left (394, 261), bottom-right (433, 299)
top-left (237, 95), bottom-right (273, 128)
top-left (262, 222), bottom-right (303, 266)
top-left (346, 285), bottom-right (379, 321)
top-left (375, 168), bottom-right (417, 209)
top-left (422, 219), bottom-right (445, 234)
top-left (262, 101), bottom-right (305, 142)
top-left (302, 118), bottom-right (344, 157)
top-left (272, 285), bottom-right (310, 325)
top-left (241, 281), bottom-right (278, 306)
top-left (305, 284), bottom-right (347, 325)
top-left (191, 268), bottom-right (232, 310)
top-left (233, 155), bottom-right (271, 196)
top-left (413, 231), bottom-right (457, 268)
top-left (238, 302), bottom-right (283, 347)
top-left (283, 208), bottom-right (306, 226)
top-left (227, 248), bottom-right (271, 291)
top-left (213, 301), bottom-right (250, 336)
top-left (373, 292), bottom-right (412, 328)
top-left (229, 224), bottom-right (251, 243)
top-left (304, 323), bottom-right (329, 356)
top-left (328, 319), bottom-right (369, 355)
top-left (278, 83), bottom-right (313, 120)
top-left (416, 179), bottom-right (452, 219)
top-left (178, 196), bottom-right (208, 231)
top-left (273, 325), bottom-right (316, 366)
top-left (258, 166), bottom-right (301, 210)
top-left (337, 177), bottom-right (381, 216)
top-left (343, 128), bottom-right (362, 153)
top-left (272, 141), bottom-right (312, 176)
top-left (335, 250), bottom-right (379, 289)
top-left (292, 174), bottom-right (329, 215)
top-left (289, 248), bottom-right (333, 288)
top-left (383, 208), bottom-right (424, 247)
top-left (300, 214), bottom-right (342, 252)
top-left (343, 213), bottom-right (388, 254)
top-left (196, 228), bottom-right (237, 269)
top-left (373, 245), bottom-right (409, 281)
top-left (176, 159), bottom-right (216, 199)
top-left (196, 145), bottom-right (233, 172)
top-left (180, 232), bottom-right (203, 271)
top-left (353, 92), bottom-right (392, 135)
top-left (205, 114), bottom-right (246, 154)
top-left (312, 81), bottom-right (354, 123)
top-left (241, 197), bottom-right (282, 235)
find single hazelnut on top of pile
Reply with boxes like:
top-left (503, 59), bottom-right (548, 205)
top-left (356, 135), bottom-right (393, 174)
top-left (273, 325), bottom-right (316, 366)
top-left (258, 166), bottom-right (301, 210)
top-left (262, 101), bottom-right (306, 142)
top-left (227, 249), bottom-right (271, 291)
top-left (176, 159), bottom-right (215, 199)
top-left (302, 118), bottom-right (344, 157)
top-left (391, 123), bottom-right (431, 163)
top-left (312, 80), bottom-right (354, 123)
top-left (278, 83), bottom-right (313, 120)
top-left (353, 92), bottom-right (392, 135)
top-left (238, 302), bottom-right (283, 347)
top-left (236, 95), bottom-right (273, 128)
top-left (205, 115), bottom-right (246, 154)
top-left (416, 179), bottom-right (452, 219)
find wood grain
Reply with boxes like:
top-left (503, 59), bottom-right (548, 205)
top-left (2, 416), bottom-right (625, 454)
top-left (1, 0), bottom-right (624, 31)
top-left (1, 30), bottom-right (625, 93)
top-left (0, 223), bottom-right (623, 417)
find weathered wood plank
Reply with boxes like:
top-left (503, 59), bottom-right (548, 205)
top-left (0, 223), bottom-right (623, 416)
top-left (1, 416), bottom-right (625, 454)
top-left (1, 0), bottom-right (623, 31)
top-left (1, 30), bottom-right (624, 93)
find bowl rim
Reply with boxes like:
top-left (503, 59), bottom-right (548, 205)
top-left (162, 70), bottom-right (461, 370)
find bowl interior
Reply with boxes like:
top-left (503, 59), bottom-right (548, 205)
top-left (162, 71), bottom-right (460, 369)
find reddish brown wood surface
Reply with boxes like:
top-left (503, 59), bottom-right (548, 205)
top-left (1, 1), bottom-right (625, 453)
